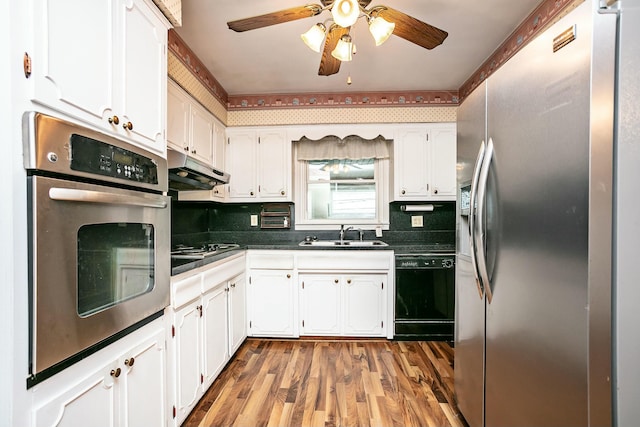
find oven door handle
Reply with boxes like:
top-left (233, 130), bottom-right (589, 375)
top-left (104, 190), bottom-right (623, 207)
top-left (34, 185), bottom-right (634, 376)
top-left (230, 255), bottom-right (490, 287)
top-left (49, 187), bottom-right (168, 209)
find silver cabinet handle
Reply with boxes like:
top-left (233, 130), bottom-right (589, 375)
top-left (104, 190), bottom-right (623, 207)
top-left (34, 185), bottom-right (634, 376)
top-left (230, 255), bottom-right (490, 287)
top-left (49, 188), bottom-right (167, 209)
top-left (476, 138), bottom-right (494, 303)
top-left (469, 141), bottom-right (486, 300)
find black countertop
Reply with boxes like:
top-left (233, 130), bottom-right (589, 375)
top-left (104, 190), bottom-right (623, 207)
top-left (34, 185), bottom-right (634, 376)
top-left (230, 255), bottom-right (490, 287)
top-left (170, 242), bottom-right (455, 276)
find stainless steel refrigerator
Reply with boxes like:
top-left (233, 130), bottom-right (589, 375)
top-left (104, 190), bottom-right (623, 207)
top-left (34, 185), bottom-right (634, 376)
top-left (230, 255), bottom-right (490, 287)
top-left (455, 1), bottom-right (617, 426)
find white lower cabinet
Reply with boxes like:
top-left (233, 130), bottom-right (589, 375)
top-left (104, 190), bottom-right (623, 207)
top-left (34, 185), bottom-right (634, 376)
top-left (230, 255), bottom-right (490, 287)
top-left (246, 252), bottom-right (297, 337)
top-left (343, 274), bottom-right (387, 336)
top-left (300, 273), bottom-right (387, 337)
top-left (228, 273), bottom-right (247, 355)
top-left (300, 274), bottom-right (341, 335)
top-left (172, 295), bottom-right (202, 423)
top-left (167, 253), bottom-right (246, 426)
top-left (246, 250), bottom-right (393, 339)
top-left (248, 269), bottom-right (296, 337)
top-left (31, 318), bottom-right (166, 427)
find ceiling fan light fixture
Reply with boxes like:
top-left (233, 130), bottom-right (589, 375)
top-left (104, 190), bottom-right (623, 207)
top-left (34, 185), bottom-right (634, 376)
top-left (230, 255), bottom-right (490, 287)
top-left (301, 23), bottom-right (326, 52)
top-left (331, 34), bottom-right (353, 62)
top-left (331, 0), bottom-right (360, 28)
top-left (368, 16), bottom-right (395, 46)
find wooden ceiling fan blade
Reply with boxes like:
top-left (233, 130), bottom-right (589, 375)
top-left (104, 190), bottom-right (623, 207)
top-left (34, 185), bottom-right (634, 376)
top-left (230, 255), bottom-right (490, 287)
top-left (318, 25), bottom-right (349, 76)
top-left (227, 5), bottom-right (323, 32)
top-left (377, 7), bottom-right (448, 50)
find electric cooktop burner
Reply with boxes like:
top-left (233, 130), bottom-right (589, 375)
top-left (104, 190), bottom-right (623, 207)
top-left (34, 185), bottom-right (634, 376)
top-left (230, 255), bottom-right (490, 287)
top-left (171, 243), bottom-right (240, 259)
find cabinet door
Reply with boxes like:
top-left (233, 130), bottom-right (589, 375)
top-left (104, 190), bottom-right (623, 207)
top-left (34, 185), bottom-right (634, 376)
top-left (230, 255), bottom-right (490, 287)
top-left (201, 284), bottom-right (228, 390)
top-left (211, 121), bottom-right (227, 200)
top-left (30, 0), bottom-right (115, 124)
top-left (248, 270), bottom-right (295, 336)
top-left (394, 128), bottom-right (430, 200)
top-left (189, 102), bottom-right (214, 165)
top-left (343, 274), bottom-right (386, 336)
top-left (430, 125), bottom-right (457, 198)
top-left (32, 362), bottom-right (117, 427)
top-left (116, 0), bottom-right (167, 151)
top-left (173, 300), bottom-right (201, 423)
top-left (167, 79), bottom-right (190, 152)
top-left (120, 326), bottom-right (166, 427)
top-left (212, 119), bottom-right (226, 171)
top-left (300, 274), bottom-right (341, 335)
top-left (228, 273), bottom-right (247, 356)
top-left (226, 131), bottom-right (257, 199)
top-left (258, 130), bottom-right (290, 200)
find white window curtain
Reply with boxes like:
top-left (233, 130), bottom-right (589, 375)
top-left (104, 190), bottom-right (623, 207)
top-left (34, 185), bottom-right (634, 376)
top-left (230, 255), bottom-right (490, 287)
top-left (294, 135), bottom-right (391, 161)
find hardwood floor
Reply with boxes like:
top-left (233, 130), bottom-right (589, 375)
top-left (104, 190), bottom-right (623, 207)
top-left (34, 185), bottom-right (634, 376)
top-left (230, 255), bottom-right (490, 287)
top-left (183, 338), bottom-right (468, 427)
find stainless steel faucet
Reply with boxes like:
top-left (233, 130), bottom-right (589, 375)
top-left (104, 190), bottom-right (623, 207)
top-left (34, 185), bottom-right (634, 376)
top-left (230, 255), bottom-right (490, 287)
top-left (339, 224), bottom-right (354, 241)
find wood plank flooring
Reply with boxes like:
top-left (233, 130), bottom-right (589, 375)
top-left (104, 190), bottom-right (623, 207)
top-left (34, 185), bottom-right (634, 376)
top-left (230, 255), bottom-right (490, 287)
top-left (183, 338), bottom-right (468, 427)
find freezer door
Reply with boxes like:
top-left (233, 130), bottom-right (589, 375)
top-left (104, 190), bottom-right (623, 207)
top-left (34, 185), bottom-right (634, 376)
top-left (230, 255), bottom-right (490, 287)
top-left (455, 81), bottom-right (487, 427)
top-left (484, 3), bottom-right (594, 426)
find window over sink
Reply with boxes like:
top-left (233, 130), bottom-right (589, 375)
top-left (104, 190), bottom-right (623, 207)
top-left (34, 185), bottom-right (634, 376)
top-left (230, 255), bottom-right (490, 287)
top-left (294, 135), bottom-right (390, 230)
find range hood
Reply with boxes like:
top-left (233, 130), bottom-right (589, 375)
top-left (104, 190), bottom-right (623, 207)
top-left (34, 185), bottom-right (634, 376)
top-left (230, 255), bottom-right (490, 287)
top-left (167, 148), bottom-right (230, 191)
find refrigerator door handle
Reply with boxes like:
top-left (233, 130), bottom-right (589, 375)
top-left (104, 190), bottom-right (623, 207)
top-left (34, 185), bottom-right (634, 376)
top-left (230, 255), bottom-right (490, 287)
top-left (469, 141), bottom-right (486, 299)
top-left (476, 138), bottom-right (494, 303)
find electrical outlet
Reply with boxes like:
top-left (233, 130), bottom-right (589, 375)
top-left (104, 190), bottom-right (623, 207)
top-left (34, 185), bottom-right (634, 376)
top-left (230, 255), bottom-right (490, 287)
top-left (375, 226), bottom-right (383, 237)
top-left (250, 214), bottom-right (258, 227)
top-left (411, 215), bottom-right (424, 228)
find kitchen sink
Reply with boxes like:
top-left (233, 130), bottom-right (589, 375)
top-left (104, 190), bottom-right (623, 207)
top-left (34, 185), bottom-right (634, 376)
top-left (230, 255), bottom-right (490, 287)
top-left (298, 240), bottom-right (388, 247)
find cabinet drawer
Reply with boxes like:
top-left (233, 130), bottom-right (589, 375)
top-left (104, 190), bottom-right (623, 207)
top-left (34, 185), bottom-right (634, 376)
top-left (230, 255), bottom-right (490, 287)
top-left (201, 255), bottom-right (245, 293)
top-left (172, 275), bottom-right (201, 309)
top-left (247, 253), bottom-right (294, 269)
top-left (297, 252), bottom-right (391, 271)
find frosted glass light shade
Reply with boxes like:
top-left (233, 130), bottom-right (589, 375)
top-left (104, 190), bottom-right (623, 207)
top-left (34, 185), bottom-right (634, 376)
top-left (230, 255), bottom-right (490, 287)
top-left (301, 23), bottom-right (326, 52)
top-left (331, 35), bottom-right (353, 61)
top-left (369, 16), bottom-right (395, 46)
top-left (331, 0), bottom-right (360, 28)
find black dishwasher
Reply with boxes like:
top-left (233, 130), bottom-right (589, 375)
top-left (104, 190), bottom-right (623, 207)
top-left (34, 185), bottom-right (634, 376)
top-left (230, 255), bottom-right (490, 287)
top-left (394, 253), bottom-right (455, 341)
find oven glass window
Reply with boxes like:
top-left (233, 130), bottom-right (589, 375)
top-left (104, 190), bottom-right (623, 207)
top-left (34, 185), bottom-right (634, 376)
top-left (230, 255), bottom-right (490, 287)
top-left (77, 223), bottom-right (155, 317)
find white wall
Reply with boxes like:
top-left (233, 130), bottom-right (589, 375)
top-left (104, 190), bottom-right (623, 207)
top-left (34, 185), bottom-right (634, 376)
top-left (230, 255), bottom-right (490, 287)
top-left (614, 2), bottom-right (640, 426)
top-left (4, 2), bottom-right (32, 426)
top-left (0, 0), bottom-right (13, 423)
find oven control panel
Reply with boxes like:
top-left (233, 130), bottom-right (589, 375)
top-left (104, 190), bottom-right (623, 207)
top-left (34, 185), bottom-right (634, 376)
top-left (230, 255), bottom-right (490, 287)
top-left (70, 134), bottom-right (159, 184)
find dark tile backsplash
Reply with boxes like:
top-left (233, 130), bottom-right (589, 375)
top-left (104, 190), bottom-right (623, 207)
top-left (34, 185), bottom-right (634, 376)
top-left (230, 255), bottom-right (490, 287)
top-left (171, 197), bottom-right (455, 247)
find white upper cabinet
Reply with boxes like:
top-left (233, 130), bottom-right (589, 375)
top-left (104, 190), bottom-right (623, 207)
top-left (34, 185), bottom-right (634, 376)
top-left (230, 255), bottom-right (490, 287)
top-left (257, 129), bottom-right (291, 199)
top-left (225, 130), bottom-right (258, 199)
top-left (30, 0), bottom-right (169, 154)
top-left (167, 79), bottom-right (191, 153)
top-left (225, 128), bottom-right (291, 202)
top-left (167, 79), bottom-right (222, 167)
top-left (394, 127), bottom-right (431, 199)
top-left (430, 125), bottom-right (458, 197)
top-left (393, 123), bottom-right (457, 201)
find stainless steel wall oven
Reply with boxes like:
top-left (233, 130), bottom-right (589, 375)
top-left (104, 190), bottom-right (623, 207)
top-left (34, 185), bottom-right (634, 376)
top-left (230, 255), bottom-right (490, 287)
top-left (394, 253), bottom-right (455, 340)
top-left (23, 112), bottom-right (170, 387)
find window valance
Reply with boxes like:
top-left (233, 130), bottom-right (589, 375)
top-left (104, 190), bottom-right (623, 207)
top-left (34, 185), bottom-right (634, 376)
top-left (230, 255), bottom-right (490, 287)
top-left (294, 135), bottom-right (391, 161)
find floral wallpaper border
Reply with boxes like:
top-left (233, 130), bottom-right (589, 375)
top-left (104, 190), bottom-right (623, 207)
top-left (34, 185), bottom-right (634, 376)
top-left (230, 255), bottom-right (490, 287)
top-left (459, 0), bottom-right (584, 100)
top-left (168, 30), bottom-right (229, 107)
top-left (227, 91), bottom-right (460, 110)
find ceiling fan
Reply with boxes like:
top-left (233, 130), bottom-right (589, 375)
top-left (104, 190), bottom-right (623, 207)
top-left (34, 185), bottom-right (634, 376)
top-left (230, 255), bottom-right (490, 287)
top-left (227, 0), bottom-right (448, 77)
